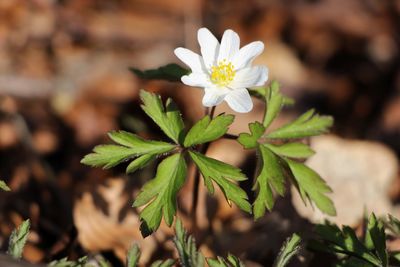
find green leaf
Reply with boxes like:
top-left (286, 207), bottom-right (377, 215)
top-left (126, 154), bottom-right (157, 173)
top-left (133, 153), bottom-right (187, 237)
top-left (130, 63), bottom-right (190, 82)
top-left (81, 131), bottom-right (175, 169)
top-left (48, 256), bottom-right (88, 267)
top-left (273, 233), bottom-right (301, 267)
top-left (250, 82), bottom-right (294, 107)
top-left (127, 244), bottom-right (141, 267)
top-left (150, 259), bottom-right (175, 267)
top-left (189, 151), bottom-right (251, 213)
top-left (173, 219), bottom-right (205, 267)
top-left (263, 81), bottom-right (285, 129)
top-left (391, 251), bottom-right (400, 263)
top-left (207, 254), bottom-right (245, 267)
top-left (81, 145), bottom-right (139, 169)
top-left (309, 223), bottom-right (383, 266)
top-left (267, 109), bottom-right (333, 139)
top-left (140, 90), bottom-right (185, 144)
top-left (0, 180), bottom-right (10, 191)
top-left (7, 219), bottom-right (30, 259)
top-left (237, 122), bottom-right (265, 149)
top-left (286, 159), bottom-right (336, 216)
top-left (263, 143), bottom-right (315, 159)
top-left (184, 114), bottom-right (234, 147)
top-left (386, 214), bottom-right (400, 236)
top-left (253, 145), bottom-right (286, 219)
top-left (366, 213), bottom-right (388, 266)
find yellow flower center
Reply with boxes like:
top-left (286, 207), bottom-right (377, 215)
top-left (210, 60), bottom-right (236, 87)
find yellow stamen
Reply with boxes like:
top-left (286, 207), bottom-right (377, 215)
top-left (210, 60), bottom-right (235, 87)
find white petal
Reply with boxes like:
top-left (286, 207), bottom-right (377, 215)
top-left (225, 89), bottom-right (253, 113)
top-left (181, 73), bottom-right (210, 87)
top-left (231, 66), bottom-right (268, 89)
top-left (217, 29), bottom-right (240, 62)
top-left (202, 87), bottom-right (227, 107)
top-left (232, 41), bottom-right (264, 70)
top-left (198, 28), bottom-right (220, 68)
top-left (174, 47), bottom-right (206, 73)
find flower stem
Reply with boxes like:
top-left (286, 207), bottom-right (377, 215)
top-left (191, 106), bottom-right (216, 230)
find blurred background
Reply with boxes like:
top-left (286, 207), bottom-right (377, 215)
top-left (0, 0), bottom-right (399, 266)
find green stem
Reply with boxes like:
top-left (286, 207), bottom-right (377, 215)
top-left (191, 106), bottom-right (216, 230)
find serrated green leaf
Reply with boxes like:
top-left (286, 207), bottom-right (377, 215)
top-left (108, 130), bottom-right (177, 153)
top-left (173, 219), bottom-right (205, 267)
top-left (184, 114), bottom-right (234, 147)
top-left (189, 151), bottom-right (251, 213)
top-left (366, 213), bottom-right (388, 266)
top-left (237, 122), bottom-right (265, 149)
top-left (273, 233), bottom-right (301, 267)
top-left (263, 143), bottom-right (315, 159)
top-left (140, 90), bottom-right (185, 144)
top-left (127, 244), bottom-right (141, 267)
top-left (253, 145), bottom-right (286, 219)
top-left (81, 131), bottom-right (175, 170)
top-left (207, 254), bottom-right (245, 267)
top-left (0, 180), bottom-right (10, 191)
top-left (126, 154), bottom-right (157, 173)
top-left (150, 259), bottom-right (175, 267)
top-left (81, 145), bottom-right (139, 169)
top-left (286, 159), bottom-right (336, 216)
top-left (7, 219), bottom-right (30, 259)
top-left (133, 153), bottom-right (187, 237)
top-left (263, 81), bottom-right (285, 129)
top-left (130, 63), bottom-right (190, 82)
top-left (267, 109), bottom-right (333, 139)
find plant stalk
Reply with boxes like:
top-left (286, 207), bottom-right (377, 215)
top-left (191, 106), bottom-right (216, 230)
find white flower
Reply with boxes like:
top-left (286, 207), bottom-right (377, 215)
top-left (174, 28), bottom-right (268, 113)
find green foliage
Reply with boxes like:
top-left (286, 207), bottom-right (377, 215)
top-left (253, 145), bottom-right (286, 219)
top-left (82, 80), bottom-right (334, 236)
top-left (249, 81), bottom-right (294, 110)
top-left (127, 244), bottom-right (141, 267)
top-left (236, 81), bottom-right (334, 219)
top-left (150, 259), bottom-right (176, 267)
top-left (286, 159), bottom-right (336, 216)
top-left (207, 254), bottom-right (245, 267)
top-left (81, 131), bottom-right (175, 170)
top-left (309, 214), bottom-right (393, 267)
top-left (262, 81), bottom-right (286, 129)
top-left (7, 219), bottom-right (30, 259)
top-left (0, 180), bottom-right (10, 191)
top-left (273, 234), bottom-right (301, 267)
top-left (48, 257), bottom-right (88, 267)
top-left (237, 122), bottom-right (265, 149)
top-left (189, 151), bottom-right (251, 213)
top-left (263, 143), bottom-right (315, 159)
top-left (130, 63), bottom-right (190, 82)
top-left (126, 154), bottom-right (157, 173)
top-left (385, 214), bottom-right (400, 236)
top-left (173, 219), bottom-right (205, 267)
top-left (184, 114), bottom-right (234, 147)
top-left (133, 153), bottom-right (187, 237)
top-left (364, 214), bottom-right (388, 266)
top-left (140, 90), bottom-right (185, 144)
top-left (267, 109), bottom-right (333, 139)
